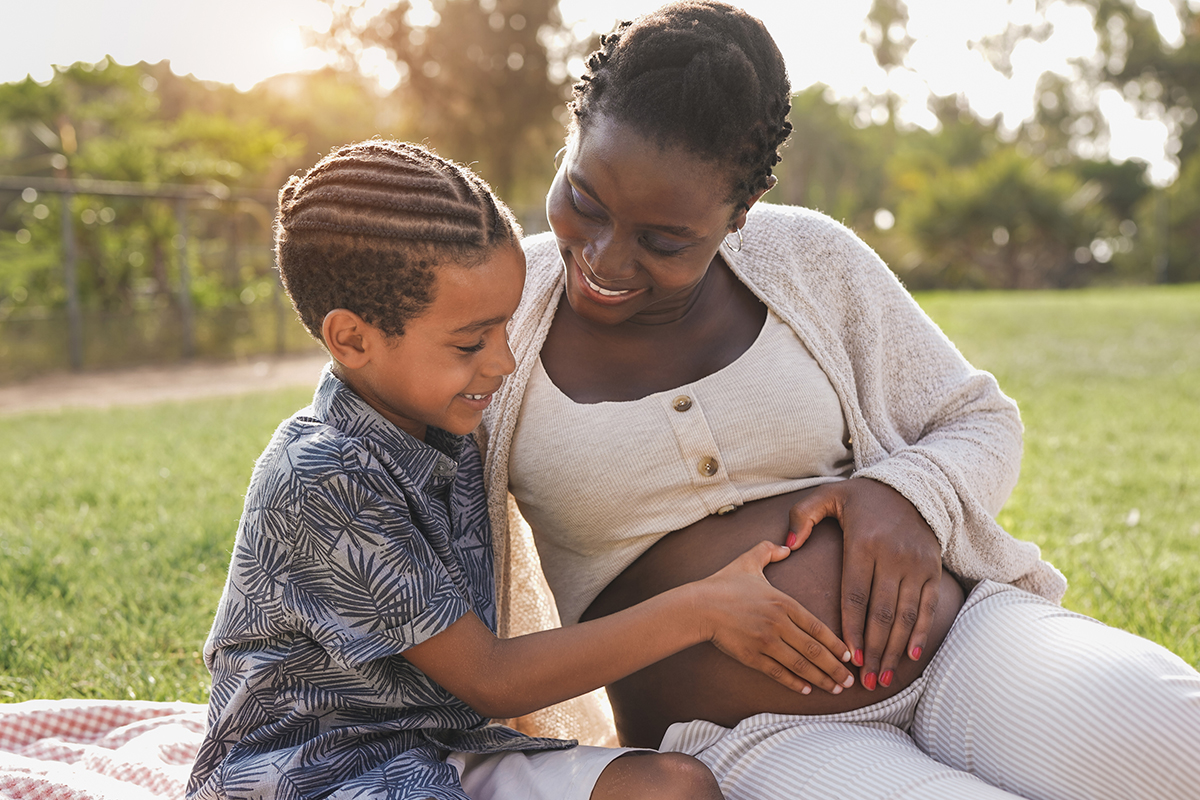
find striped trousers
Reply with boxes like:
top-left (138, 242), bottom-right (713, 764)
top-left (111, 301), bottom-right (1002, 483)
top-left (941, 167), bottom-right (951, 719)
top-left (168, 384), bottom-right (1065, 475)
top-left (660, 581), bottom-right (1200, 799)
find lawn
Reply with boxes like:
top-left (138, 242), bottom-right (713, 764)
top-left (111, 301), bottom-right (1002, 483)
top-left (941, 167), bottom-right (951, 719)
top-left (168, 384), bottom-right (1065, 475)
top-left (1, 285), bottom-right (1197, 704)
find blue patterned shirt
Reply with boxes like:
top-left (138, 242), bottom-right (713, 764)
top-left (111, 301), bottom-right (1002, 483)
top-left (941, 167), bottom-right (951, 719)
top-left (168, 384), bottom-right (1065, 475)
top-left (188, 366), bottom-right (569, 800)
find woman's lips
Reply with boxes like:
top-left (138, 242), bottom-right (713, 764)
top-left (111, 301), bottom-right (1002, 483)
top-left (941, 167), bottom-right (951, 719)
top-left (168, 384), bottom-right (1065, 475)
top-left (572, 256), bottom-right (644, 305)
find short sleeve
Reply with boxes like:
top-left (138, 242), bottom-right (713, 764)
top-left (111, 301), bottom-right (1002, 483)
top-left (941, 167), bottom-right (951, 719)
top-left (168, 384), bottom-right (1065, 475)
top-left (286, 466), bottom-right (471, 670)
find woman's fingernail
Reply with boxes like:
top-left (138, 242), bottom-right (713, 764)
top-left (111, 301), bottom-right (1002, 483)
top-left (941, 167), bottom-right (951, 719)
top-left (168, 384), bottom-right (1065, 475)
top-left (832, 684), bottom-right (842, 694)
top-left (880, 669), bottom-right (894, 688)
top-left (910, 645), bottom-right (922, 661)
top-left (785, 530), bottom-right (798, 548)
top-left (843, 674), bottom-right (855, 687)
top-left (842, 650), bottom-right (852, 663)
top-left (801, 685), bottom-right (811, 695)
top-left (853, 649), bottom-right (864, 667)
top-left (863, 672), bottom-right (877, 691)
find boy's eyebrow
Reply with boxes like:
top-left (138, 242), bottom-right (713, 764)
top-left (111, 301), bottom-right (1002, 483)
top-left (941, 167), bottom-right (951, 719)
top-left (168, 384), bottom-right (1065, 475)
top-left (450, 315), bottom-right (508, 334)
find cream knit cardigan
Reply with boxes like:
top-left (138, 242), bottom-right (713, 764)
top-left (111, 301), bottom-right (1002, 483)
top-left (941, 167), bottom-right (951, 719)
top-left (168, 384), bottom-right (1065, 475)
top-left (479, 202), bottom-right (1067, 745)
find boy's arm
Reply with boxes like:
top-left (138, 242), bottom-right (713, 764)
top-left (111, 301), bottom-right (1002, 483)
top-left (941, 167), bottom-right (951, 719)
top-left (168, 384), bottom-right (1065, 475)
top-left (404, 541), bottom-right (854, 720)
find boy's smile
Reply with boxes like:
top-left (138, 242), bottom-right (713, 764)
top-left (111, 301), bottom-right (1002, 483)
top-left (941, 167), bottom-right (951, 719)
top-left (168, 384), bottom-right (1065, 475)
top-left (338, 246), bottom-right (526, 441)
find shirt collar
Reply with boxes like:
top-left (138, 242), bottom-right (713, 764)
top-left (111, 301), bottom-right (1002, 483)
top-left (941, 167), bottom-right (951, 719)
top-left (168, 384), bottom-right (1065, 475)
top-left (311, 362), bottom-right (463, 489)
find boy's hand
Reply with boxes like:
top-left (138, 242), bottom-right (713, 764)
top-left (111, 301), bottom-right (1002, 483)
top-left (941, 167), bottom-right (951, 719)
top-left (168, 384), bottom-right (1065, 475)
top-left (695, 541), bottom-right (854, 696)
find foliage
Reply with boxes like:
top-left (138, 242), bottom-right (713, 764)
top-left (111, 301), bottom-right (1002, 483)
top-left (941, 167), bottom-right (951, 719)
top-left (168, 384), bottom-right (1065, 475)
top-left (0, 60), bottom-right (403, 339)
top-left (964, 0), bottom-right (1200, 282)
top-left (896, 147), bottom-right (1112, 288)
top-left (5, 0), bottom-right (1200, 375)
top-left (774, 86), bottom-right (894, 230)
top-left (3, 287), bottom-right (1197, 703)
top-left (319, 0), bottom-right (588, 204)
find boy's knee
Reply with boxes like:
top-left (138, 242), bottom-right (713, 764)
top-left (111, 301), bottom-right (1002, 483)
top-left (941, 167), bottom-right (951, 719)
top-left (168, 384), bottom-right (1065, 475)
top-left (592, 751), bottom-right (722, 800)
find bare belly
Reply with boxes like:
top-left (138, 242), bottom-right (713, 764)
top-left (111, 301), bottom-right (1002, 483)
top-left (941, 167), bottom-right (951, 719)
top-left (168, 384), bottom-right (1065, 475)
top-left (579, 487), bottom-right (966, 747)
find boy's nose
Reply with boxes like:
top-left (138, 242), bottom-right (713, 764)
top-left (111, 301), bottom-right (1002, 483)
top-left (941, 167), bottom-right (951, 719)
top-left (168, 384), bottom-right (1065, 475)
top-left (487, 336), bottom-right (517, 378)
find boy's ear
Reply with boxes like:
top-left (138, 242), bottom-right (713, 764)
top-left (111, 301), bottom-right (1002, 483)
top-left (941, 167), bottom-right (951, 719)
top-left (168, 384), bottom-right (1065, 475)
top-left (322, 309), bottom-right (374, 370)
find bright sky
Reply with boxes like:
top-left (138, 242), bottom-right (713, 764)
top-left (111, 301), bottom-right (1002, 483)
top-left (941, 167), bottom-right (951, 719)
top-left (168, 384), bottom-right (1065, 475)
top-left (0, 0), bottom-right (1183, 182)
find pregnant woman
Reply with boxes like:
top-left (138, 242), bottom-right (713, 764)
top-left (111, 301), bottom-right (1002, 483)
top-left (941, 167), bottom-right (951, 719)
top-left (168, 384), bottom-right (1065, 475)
top-left (481, 3), bottom-right (1200, 798)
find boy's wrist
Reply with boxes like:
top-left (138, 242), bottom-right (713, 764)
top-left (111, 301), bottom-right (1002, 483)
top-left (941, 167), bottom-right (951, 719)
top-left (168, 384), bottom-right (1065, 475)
top-left (670, 579), bottom-right (714, 647)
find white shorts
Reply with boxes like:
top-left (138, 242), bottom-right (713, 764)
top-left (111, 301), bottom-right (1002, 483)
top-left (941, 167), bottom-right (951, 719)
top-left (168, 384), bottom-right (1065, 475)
top-left (658, 580), bottom-right (1200, 800)
top-left (448, 744), bottom-right (646, 800)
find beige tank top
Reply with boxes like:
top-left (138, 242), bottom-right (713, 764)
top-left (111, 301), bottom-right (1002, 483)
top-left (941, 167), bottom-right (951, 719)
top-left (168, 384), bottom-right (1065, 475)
top-left (509, 309), bottom-right (854, 624)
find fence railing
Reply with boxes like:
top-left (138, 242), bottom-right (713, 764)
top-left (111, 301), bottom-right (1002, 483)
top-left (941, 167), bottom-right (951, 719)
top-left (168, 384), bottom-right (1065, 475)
top-left (0, 175), bottom-right (279, 373)
top-left (0, 302), bottom-right (322, 384)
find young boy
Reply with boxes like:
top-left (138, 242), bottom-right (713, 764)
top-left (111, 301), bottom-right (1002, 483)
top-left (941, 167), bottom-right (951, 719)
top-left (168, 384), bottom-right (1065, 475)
top-left (186, 141), bottom-right (853, 800)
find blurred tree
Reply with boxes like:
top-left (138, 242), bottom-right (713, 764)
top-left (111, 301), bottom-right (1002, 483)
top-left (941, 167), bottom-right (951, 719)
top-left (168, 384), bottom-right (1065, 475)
top-left (775, 85), bottom-right (893, 230)
top-left (897, 146), bottom-right (1113, 288)
top-left (0, 60), bottom-right (299, 314)
top-left (319, 0), bottom-right (586, 207)
top-left (972, 0), bottom-right (1200, 281)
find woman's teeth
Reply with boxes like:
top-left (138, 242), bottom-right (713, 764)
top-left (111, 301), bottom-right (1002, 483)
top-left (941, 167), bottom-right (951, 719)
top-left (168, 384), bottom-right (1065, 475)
top-left (582, 270), bottom-right (630, 297)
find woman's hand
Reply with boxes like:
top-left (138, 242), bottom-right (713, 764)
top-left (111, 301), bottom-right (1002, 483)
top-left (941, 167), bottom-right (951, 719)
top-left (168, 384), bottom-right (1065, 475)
top-left (787, 479), bottom-right (942, 691)
top-left (694, 540), bottom-right (855, 697)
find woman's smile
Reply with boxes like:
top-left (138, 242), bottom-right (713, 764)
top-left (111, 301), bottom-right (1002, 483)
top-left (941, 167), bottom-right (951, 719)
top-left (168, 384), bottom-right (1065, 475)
top-left (571, 254), bottom-right (645, 304)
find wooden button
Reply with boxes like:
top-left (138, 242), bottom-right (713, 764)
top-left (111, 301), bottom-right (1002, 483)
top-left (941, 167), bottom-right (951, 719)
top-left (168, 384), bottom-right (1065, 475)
top-left (716, 504), bottom-right (737, 515)
top-left (698, 457), bottom-right (719, 477)
top-left (672, 395), bottom-right (693, 412)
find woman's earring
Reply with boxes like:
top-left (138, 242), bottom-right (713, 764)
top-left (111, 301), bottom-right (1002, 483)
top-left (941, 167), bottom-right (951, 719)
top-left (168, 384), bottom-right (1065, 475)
top-left (724, 226), bottom-right (744, 253)
top-left (554, 146), bottom-right (567, 171)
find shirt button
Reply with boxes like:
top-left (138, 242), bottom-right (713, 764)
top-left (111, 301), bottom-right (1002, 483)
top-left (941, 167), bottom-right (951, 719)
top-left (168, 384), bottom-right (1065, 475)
top-left (698, 456), bottom-right (719, 477)
top-left (672, 395), bottom-right (693, 412)
top-left (716, 504), bottom-right (737, 515)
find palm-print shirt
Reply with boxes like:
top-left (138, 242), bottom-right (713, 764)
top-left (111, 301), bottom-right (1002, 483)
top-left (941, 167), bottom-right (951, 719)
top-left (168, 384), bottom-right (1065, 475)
top-left (187, 366), bottom-right (569, 800)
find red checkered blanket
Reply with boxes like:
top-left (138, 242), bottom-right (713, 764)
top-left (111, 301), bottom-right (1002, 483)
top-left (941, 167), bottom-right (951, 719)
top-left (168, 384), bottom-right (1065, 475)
top-left (0, 700), bottom-right (206, 800)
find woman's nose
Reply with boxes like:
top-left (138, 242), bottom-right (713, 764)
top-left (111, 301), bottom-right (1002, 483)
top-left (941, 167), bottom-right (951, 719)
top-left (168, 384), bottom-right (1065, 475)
top-left (582, 234), bottom-right (633, 283)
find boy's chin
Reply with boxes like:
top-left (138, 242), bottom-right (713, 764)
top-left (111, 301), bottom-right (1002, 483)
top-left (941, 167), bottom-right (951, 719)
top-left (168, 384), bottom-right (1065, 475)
top-left (441, 412), bottom-right (485, 437)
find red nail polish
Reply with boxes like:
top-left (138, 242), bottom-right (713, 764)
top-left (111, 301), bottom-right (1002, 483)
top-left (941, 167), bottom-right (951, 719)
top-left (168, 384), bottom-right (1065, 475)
top-left (853, 649), bottom-right (864, 667)
top-left (910, 645), bottom-right (922, 661)
top-left (863, 672), bottom-right (877, 691)
top-left (785, 530), bottom-right (798, 548)
top-left (880, 669), bottom-right (894, 688)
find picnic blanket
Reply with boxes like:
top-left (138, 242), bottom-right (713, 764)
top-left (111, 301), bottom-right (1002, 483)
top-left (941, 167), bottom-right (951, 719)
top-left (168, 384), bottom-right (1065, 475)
top-left (0, 700), bottom-right (206, 800)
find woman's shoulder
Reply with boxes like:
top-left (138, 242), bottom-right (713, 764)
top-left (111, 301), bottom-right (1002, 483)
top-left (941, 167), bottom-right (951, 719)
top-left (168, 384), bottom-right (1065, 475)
top-left (521, 230), bottom-right (561, 269)
top-left (745, 203), bottom-right (873, 254)
top-left (739, 203), bottom-right (892, 292)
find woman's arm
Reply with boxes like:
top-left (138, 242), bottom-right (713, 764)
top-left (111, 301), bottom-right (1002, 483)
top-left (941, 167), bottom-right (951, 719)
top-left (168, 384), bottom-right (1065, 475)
top-left (404, 541), bottom-right (854, 719)
top-left (740, 205), bottom-right (1048, 691)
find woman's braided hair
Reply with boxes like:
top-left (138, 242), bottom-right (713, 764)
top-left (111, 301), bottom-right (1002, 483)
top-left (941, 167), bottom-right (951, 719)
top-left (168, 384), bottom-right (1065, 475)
top-left (570, 1), bottom-right (792, 215)
top-left (275, 140), bottom-right (521, 340)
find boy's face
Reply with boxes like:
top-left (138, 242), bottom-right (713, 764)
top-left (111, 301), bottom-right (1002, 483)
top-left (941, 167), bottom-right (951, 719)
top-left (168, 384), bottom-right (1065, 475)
top-left (355, 246), bottom-right (526, 440)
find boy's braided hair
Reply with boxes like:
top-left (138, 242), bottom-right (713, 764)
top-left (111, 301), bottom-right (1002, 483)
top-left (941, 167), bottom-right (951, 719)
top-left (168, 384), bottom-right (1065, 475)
top-left (275, 140), bottom-right (521, 340)
top-left (569, 1), bottom-right (792, 215)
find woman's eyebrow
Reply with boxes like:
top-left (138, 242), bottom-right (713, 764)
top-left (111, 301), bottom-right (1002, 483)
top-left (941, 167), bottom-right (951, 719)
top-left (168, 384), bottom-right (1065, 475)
top-left (572, 173), bottom-right (701, 239)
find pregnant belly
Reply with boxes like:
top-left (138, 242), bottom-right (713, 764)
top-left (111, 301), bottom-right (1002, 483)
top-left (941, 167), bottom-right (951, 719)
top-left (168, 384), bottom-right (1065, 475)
top-left (579, 487), bottom-right (966, 748)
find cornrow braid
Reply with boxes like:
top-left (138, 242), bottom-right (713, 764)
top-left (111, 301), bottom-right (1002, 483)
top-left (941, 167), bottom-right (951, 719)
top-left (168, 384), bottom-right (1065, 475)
top-left (274, 140), bottom-right (521, 341)
top-left (569, 1), bottom-right (792, 215)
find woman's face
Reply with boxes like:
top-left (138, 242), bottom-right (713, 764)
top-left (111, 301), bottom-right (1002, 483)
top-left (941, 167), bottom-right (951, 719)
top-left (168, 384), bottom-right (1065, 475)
top-left (546, 114), bottom-right (746, 327)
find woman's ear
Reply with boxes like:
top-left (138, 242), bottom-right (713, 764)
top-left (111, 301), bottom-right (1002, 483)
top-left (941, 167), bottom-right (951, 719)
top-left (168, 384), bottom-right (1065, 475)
top-left (731, 175), bottom-right (778, 231)
top-left (322, 309), bottom-right (374, 370)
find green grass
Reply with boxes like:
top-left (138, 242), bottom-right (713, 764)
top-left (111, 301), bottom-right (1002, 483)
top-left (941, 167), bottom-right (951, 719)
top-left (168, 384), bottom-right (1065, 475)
top-left (920, 284), bottom-right (1200, 665)
top-left (1, 285), bottom-right (1197, 704)
top-left (0, 389), bottom-right (313, 702)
